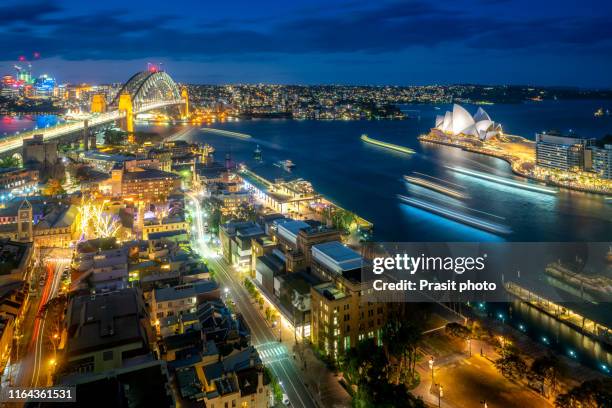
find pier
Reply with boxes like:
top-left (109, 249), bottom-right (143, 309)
top-left (239, 166), bottom-right (373, 231)
top-left (505, 282), bottom-right (611, 347)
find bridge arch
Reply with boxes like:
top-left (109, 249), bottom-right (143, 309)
top-left (109, 71), bottom-right (182, 112)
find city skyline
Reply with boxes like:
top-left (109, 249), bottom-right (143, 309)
top-left (1, 0), bottom-right (612, 86)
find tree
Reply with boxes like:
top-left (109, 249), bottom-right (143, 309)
top-left (341, 338), bottom-right (387, 387)
top-left (0, 156), bottom-right (21, 168)
top-left (42, 178), bottom-right (65, 196)
top-left (383, 316), bottom-right (422, 385)
top-left (530, 354), bottom-right (565, 397)
top-left (342, 338), bottom-right (425, 408)
top-left (555, 378), bottom-right (612, 408)
top-left (104, 129), bottom-right (127, 145)
top-left (235, 202), bottom-right (257, 222)
top-left (263, 367), bottom-right (283, 403)
top-left (495, 351), bottom-right (527, 380)
top-left (445, 322), bottom-right (471, 339)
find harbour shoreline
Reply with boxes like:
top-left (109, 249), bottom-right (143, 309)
top-left (419, 133), bottom-right (612, 195)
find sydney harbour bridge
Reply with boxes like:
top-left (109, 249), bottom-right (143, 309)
top-left (0, 70), bottom-right (188, 155)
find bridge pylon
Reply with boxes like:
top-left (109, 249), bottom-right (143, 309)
top-left (118, 92), bottom-right (134, 137)
top-left (180, 87), bottom-right (189, 119)
top-left (90, 94), bottom-right (107, 113)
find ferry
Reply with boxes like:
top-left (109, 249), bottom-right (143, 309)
top-left (274, 159), bottom-right (295, 171)
top-left (253, 145), bottom-right (262, 161)
top-left (544, 261), bottom-right (612, 303)
top-left (403, 174), bottom-right (468, 199)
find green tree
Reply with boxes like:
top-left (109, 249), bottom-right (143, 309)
top-left (555, 378), bottom-right (612, 408)
top-left (103, 129), bottom-right (127, 145)
top-left (495, 351), bottom-right (527, 380)
top-left (42, 178), bottom-right (66, 196)
top-left (263, 366), bottom-right (283, 403)
top-left (0, 156), bottom-right (21, 168)
top-left (383, 316), bottom-right (422, 385)
top-left (445, 322), bottom-right (471, 339)
top-left (530, 354), bottom-right (565, 397)
top-left (341, 338), bottom-right (387, 387)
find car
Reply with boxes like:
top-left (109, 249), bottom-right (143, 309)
top-left (282, 394), bottom-right (290, 405)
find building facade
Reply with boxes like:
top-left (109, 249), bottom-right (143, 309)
top-left (535, 132), bottom-right (591, 171)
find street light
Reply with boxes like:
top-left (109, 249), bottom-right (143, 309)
top-left (428, 356), bottom-right (435, 382)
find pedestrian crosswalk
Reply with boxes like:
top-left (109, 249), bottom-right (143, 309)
top-left (256, 342), bottom-right (289, 364)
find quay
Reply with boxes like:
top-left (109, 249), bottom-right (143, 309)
top-left (505, 282), bottom-right (612, 347)
top-left (419, 132), bottom-right (611, 195)
top-left (239, 166), bottom-right (373, 232)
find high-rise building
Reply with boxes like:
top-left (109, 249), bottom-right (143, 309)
top-left (309, 241), bottom-right (387, 360)
top-left (535, 132), bottom-right (592, 171)
top-left (590, 144), bottom-right (612, 179)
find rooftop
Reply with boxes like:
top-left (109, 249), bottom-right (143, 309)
top-left (311, 241), bottom-right (363, 273)
top-left (153, 280), bottom-right (218, 302)
top-left (123, 167), bottom-right (180, 181)
top-left (65, 289), bottom-right (148, 358)
top-left (314, 282), bottom-right (348, 301)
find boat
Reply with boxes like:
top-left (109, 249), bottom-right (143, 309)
top-left (360, 134), bottom-right (415, 154)
top-left (274, 159), bottom-right (295, 171)
top-left (595, 108), bottom-right (605, 117)
top-left (397, 195), bottom-right (511, 235)
top-left (253, 145), bottom-right (262, 161)
top-left (544, 261), bottom-right (612, 303)
top-left (403, 174), bottom-right (468, 199)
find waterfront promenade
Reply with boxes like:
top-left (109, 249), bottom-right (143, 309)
top-left (419, 131), bottom-right (612, 195)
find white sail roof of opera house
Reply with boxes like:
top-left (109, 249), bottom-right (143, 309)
top-left (434, 104), bottom-right (502, 140)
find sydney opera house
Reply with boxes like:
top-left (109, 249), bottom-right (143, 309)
top-left (434, 104), bottom-right (503, 140)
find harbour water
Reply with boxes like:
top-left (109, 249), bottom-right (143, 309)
top-left (168, 101), bottom-right (612, 243)
top-left (2, 101), bottom-right (611, 373)
top-left (0, 114), bottom-right (62, 137)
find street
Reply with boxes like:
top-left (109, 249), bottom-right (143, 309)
top-left (5, 249), bottom-right (69, 391)
top-left (187, 191), bottom-right (318, 408)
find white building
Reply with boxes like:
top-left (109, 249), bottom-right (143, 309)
top-left (435, 104), bottom-right (502, 140)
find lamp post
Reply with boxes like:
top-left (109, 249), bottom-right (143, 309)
top-left (429, 356), bottom-right (435, 383)
top-left (278, 316), bottom-right (282, 342)
top-left (467, 337), bottom-right (472, 357)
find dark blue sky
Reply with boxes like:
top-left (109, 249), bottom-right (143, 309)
top-left (1, 0), bottom-right (612, 87)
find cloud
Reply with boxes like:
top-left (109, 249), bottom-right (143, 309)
top-left (0, 0), bottom-right (610, 62)
top-left (0, 1), bottom-right (60, 24)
